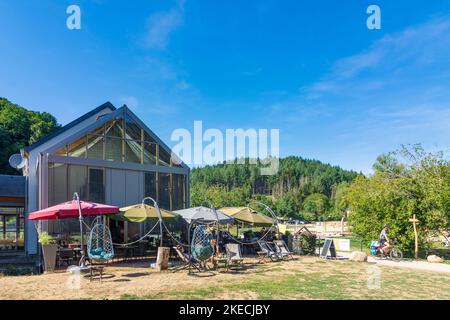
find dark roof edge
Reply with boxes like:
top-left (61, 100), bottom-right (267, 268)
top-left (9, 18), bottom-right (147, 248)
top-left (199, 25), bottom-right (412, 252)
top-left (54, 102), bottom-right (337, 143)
top-left (25, 101), bottom-right (116, 152)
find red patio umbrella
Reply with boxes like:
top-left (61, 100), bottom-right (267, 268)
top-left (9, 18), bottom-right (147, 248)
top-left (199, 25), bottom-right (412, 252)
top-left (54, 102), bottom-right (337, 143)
top-left (28, 200), bottom-right (119, 220)
top-left (28, 193), bottom-right (119, 267)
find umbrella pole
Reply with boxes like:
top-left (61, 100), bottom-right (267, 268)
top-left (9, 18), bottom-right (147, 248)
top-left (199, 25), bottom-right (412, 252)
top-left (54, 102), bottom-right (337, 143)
top-left (142, 197), bottom-right (163, 247)
top-left (156, 206), bottom-right (163, 247)
top-left (212, 208), bottom-right (220, 255)
top-left (74, 192), bottom-right (85, 267)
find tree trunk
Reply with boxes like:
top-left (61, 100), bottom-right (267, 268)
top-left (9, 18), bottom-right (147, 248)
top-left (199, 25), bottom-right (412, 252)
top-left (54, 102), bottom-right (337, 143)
top-left (155, 247), bottom-right (170, 272)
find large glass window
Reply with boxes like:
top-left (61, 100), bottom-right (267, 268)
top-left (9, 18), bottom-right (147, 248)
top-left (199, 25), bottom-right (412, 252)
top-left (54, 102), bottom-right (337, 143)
top-left (158, 173), bottom-right (171, 210)
top-left (48, 163), bottom-right (105, 204)
top-left (68, 136), bottom-right (86, 158)
top-left (144, 172), bottom-right (157, 200)
top-left (172, 174), bottom-right (186, 210)
top-left (143, 142), bottom-right (157, 165)
top-left (68, 165), bottom-right (88, 200)
top-left (125, 139), bottom-right (141, 163)
top-left (105, 119), bottom-right (124, 138)
top-left (125, 115), bottom-right (141, 141)
top-left (105, 137), bottom-right (122, 161)
top-left (144, 131), bottom-right (156, 144)
top-left (87, 135), bottom-right (103, 159)
top-left (47, 163), bottom-right (105, 236)
top-left (158, 146), bottom-right (171, 167)
top-left (53, 114), bottom-right (183, 167)
top-left (48, 163), bottom-right (68, 206)
top-left (88, 168), bottom-right (105, 203)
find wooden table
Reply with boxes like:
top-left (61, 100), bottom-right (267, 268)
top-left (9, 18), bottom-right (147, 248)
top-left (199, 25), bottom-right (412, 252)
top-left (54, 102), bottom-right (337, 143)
top-left (257, 251), bottom-right (268, 264)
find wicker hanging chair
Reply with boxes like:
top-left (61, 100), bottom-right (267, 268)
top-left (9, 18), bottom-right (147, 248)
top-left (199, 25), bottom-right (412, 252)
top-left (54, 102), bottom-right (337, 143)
top-left (87, 216), bottom-right (114, 261)
top-left (191, 224), bottom-right (214, 262)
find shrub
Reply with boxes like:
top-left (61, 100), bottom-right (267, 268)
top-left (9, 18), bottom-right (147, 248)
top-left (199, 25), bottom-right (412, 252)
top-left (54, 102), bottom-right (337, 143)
top-left (346, 145), bottom-right (450, 257)
top-left (38, 232), bottom-right (56, 245)
top-left (293, 233), bottom-right (316, 255)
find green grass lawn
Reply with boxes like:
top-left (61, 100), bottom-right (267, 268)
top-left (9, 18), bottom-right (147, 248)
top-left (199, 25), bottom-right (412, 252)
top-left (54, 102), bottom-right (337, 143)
top-left (119, 259), bottom-right (450, 300)
top-left (2, 256), bottom-right (448, 300)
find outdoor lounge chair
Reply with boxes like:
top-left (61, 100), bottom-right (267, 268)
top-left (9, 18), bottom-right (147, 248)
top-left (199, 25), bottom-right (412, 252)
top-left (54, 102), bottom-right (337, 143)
top-left (225, 243), bottom-right (244, 270)
top-left (273, 240), bottom-right (294, 260)
top-left (172, 246), bottom-right (202, 273)
top-left (257, 240), bottom-right (281, 262)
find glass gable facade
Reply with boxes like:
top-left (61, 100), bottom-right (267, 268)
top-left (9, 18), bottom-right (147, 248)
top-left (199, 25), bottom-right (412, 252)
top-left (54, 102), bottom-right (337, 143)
top-left (49, 111), bottom-right (188, 213)
top-left (54, 115), bottom-right (179, 167)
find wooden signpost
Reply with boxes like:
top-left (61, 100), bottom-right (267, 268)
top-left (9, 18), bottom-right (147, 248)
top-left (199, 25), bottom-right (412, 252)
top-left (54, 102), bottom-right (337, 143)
top-left (408, 214), bottom-right (420, 259)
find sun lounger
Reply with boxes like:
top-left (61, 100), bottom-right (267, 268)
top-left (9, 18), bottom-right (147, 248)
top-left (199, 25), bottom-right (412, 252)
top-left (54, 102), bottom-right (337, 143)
top-left (225, 243), bottom-right (244, 270)
top-left (172, 246), bottom-right (202, 272)
top-left (273, 240), bottom-right (294, 260)
top-left (257, 240), bottom-right (281, 261)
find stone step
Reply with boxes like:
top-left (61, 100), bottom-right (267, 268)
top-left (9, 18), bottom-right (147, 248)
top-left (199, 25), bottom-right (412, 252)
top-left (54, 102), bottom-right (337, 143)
top-left (0, 250), bottom-right (26, 257)
top-left (0, 265), bottom-right (38, 275)
top-left (0, 253), bottom-right (37, 266)
top-left (0, 254), bottom-right (38, 275)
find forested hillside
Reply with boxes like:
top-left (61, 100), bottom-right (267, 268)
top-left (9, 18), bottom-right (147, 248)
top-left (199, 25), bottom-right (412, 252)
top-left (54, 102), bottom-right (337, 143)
top-left (190, 157), bottom-right (361, 220)
top-left (0, 98), bottom-right (60, 174)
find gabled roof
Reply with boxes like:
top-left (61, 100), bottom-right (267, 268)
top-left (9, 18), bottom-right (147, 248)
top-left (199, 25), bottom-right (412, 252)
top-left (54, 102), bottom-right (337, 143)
top-left (25, 101), bottom-right (116, 152)
top-left (0, 175), bottom-right (25, 198)
top-left (24, 101), bottom-right (189, 170)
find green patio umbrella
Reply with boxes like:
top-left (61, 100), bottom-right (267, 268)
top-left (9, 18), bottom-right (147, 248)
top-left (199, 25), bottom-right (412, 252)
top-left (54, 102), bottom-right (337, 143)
top-left (112, 203), bottom-right (177, 223)
top-left (219, 206), bottom-right (275, 227)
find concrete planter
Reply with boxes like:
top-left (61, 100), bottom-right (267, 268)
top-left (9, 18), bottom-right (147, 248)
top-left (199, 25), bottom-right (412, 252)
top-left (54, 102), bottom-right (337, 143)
top-left (41, 244), bottom-right (58, 272)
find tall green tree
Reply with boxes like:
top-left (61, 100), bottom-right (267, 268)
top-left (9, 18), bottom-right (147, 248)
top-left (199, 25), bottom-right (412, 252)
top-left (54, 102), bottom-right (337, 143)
top-left (303, 193), bottom-right (330, 221)
top-left (0, 98), bottom-right (60, 174)
top-left (347, 145), bottom-right (450, 256)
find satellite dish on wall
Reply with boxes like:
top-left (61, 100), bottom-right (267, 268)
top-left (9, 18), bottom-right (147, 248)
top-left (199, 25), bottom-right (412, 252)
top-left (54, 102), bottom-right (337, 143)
top-left (9, 153), bottom-right (26, 169)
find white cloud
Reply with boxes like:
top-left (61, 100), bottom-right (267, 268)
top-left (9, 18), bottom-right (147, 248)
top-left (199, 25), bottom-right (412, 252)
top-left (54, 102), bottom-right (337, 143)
top-left (303, 16), bottom-right (450, 100)
top-left (144, 0), bottom-right (185, 50)
top-left (257, 15), bottom-right (450, 172)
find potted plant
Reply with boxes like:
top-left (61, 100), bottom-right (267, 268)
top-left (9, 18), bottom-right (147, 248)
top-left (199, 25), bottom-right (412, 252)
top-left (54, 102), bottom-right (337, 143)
top-left (39, 232), bottom-right (58, 272)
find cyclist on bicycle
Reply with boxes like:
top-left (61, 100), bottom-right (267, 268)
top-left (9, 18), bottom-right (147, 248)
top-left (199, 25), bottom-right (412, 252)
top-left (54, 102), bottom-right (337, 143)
top-left (378, 224), bottom-right (390, 255)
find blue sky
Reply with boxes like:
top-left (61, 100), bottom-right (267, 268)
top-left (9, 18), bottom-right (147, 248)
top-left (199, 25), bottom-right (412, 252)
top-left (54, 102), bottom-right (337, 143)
top-left (1, 0), bottom-right (450, 173)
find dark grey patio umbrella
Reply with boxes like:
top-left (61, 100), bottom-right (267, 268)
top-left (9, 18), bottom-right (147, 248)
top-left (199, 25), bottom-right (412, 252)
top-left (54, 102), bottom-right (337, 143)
top-left (173, 206), bottom-right (234, 225)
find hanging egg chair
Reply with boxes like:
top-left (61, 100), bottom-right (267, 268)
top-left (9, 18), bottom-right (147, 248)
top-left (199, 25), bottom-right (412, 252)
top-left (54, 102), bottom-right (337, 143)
top-left (87, 216), bottom-right (114, 261)
top-left (191, 224), bottom-right (214, 262)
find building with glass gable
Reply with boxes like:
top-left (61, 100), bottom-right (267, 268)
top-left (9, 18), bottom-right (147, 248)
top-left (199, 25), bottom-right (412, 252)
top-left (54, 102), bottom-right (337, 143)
top-left (22, 102), bottom-right (189, 255)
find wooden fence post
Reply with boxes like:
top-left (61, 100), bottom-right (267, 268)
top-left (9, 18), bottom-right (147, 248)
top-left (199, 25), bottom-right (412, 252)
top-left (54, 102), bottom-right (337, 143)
top-left (409, 214), bottom-right (420, 260)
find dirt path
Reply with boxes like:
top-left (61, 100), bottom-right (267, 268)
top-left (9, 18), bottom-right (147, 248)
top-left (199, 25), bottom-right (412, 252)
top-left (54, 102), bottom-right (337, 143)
top-left (338, 251), bottom-right (450, 273)
top-left (367, 256), bottom-right (450, 273)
